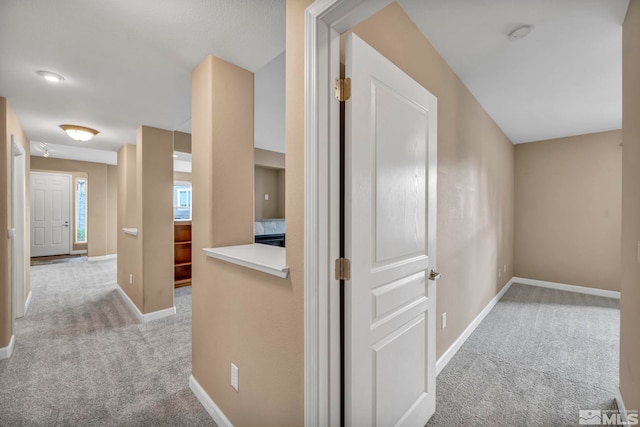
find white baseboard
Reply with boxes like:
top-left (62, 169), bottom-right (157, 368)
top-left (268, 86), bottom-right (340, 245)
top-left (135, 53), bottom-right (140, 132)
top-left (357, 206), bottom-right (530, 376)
top-left (0, 335), bottom-right (15, 360)
top-left (189, 375), bottom-right (234, 427)
top-left (115, 284), bottom-right (176, 323)
top-left (24, 291), bottom-right (33, 315)
top-left (70, 250), bottom-right (87, 255)
top-left (436, 278), bottom-right (515, 376)
top-left (512, 277), bottom-right (620, 299)
top-left (616, 388), bottom-right (630, 425)
top-left (88, 254), bottom-right (117, 262)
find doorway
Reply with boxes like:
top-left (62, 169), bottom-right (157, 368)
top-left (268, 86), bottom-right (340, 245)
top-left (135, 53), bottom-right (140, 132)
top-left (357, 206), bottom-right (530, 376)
top-left (11, 135), bottom-right (27, 322)
top-left (30, 172), bottom-right (72, 257)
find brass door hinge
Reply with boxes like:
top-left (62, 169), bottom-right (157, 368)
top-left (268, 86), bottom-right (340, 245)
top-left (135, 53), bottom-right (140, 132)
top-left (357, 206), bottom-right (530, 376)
top-left (335, 78), bottom-right (351, 102)
top-left (335, 257), bottom-right (351, 281)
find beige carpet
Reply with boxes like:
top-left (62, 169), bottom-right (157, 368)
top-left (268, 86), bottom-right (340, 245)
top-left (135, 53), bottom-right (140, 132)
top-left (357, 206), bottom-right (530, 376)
top-left (0, 259), bottom-right (215, 426)
top-left (427, 283), bottom-right (620, 426)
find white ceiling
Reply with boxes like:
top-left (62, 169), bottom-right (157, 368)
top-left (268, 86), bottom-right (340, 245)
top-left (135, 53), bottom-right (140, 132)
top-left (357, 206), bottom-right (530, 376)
top-left (399, 0), bottom-right (629, 143)
top-left (0, 0), bottom-right (628, 165)
top-left (0, 0), bottom-right (285, 157)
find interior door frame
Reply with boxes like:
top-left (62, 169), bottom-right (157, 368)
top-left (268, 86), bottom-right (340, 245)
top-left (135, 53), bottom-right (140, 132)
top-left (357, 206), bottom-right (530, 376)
top-left (30, 171), bottom-right (74, 257)
top-left (304, 1), bottom-right (394, 425)
top-left (11, 135), bottom-right (27, 323)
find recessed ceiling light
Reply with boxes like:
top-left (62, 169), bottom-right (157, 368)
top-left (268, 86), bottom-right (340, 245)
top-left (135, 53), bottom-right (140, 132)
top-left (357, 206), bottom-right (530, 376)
top-left (173, 154), bottom-right (179, 158)
top-left (36, 70), bottom-right (65, 83)
top-left (43, 150), bottom-right (50, 158)
top-left (509, 25), bottom-right (533, 41)
top-left (60, 124), bottom-right (99, 142)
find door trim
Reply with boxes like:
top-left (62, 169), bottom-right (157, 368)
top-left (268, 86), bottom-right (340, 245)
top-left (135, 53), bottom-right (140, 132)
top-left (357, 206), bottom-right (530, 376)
top-left (304, 1), bottom-right (394, 425)
top-left (11, 135), bottom-right (27, 322)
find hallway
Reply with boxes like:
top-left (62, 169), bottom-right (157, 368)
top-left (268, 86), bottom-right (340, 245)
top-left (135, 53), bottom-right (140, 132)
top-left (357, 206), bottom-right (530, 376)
top-left (0, 259), bottom-right (213, 426)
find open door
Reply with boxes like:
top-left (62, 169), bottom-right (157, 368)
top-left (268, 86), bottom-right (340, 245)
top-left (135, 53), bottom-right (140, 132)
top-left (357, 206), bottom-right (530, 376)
top-left (344, 33), bottom-right (439, 426)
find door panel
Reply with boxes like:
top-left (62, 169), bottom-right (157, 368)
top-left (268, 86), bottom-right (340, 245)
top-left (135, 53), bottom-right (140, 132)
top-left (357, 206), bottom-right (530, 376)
top-left (345, 33), bottom-right (438, 427)
top-left (374, 314), bottom-right (427, 427)
top-left (31, 172), bottom-right (71, 257)
top-left (373, 80), bottom-right (427, 265)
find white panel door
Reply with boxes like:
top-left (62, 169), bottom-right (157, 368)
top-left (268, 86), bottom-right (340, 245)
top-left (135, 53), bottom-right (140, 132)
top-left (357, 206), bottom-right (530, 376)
top-left (345, 34), bottom-right (438, 427)
top-left (31, 172), bottom-right (71, 257)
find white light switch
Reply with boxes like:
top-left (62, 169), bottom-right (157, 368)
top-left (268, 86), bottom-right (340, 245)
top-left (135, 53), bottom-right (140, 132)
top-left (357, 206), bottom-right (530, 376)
top-left (264, 194), bottom-right (269, 201)
top-left (441, 312), bottom-right (447, 329)
top-left (231, 363), bottom-right (239, 391)
top-left (129, 273), bottom-right (133, 285)
top-left (7, 228), bottom-right (16, 239)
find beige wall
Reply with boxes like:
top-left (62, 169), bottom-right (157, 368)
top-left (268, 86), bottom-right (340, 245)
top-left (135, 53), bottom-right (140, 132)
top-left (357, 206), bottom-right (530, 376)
top-left (117, 145), bottom-right (141, 308)
top-left (30, 157), bottom-right (117, 258)
top-left (255, 166), bottom-right (285, 219)
top-left (514, 131), bottom-right (622, 291)
top-left (1, 97), bottom-right (31, 348)
top-left (117, 129), bottom-right (174, 316)
top-left (173, 131), bottom-right (191, 153)
top-left (620, 0), bottom-right (640, 412)
top-left (191, 51), bottom-right (304, 426)
top-left (106, 165), bottom-right (117, 254)
top-left (174, 172), bottom-right (192, 182)
top-left (137, 126), bottom-right (174, 313)
top-left (348, 3), bottom-right (515, 359)
top-left (255, 147), bottom-right (285, 169)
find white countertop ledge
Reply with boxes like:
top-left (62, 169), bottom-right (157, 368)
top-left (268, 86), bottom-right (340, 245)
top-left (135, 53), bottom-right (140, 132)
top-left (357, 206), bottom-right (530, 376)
top-left (123, 228), bottom-right (138, 236)
top-left (203, 244), bottom-right (288, 279)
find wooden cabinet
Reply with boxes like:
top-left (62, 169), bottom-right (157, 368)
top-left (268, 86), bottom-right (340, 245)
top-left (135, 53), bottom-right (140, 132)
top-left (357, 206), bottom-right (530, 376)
top-left (174, 221), bottom-right (192, 287)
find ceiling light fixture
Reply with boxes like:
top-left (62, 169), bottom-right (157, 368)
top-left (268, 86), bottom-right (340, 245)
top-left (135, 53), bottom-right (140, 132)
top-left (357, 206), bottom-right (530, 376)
top-left (173, 154), bottom-right (178, 158)
top-left (36, 70), bottom-right (65, 83)
top-left (60, 124), bottom-right (99, 142)
top-left (509, 25), bottom-right (533, 41)
top-left (43, 150), bottom-right (50, 158)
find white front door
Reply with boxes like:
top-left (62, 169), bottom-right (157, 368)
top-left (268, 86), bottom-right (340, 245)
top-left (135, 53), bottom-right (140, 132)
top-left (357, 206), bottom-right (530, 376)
top-left (345, 34), bottom-right (438, 427)
top-left (31, 172), bottom-right (72, 257)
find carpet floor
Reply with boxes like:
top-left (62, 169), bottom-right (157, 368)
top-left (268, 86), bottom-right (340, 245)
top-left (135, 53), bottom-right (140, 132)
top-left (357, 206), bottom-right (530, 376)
top-left (427, 283), bottom-right (620, 426)
top-left (0, 259), bottom-right (215, 426)
top-left (1, 262), bottom-right (621, 426)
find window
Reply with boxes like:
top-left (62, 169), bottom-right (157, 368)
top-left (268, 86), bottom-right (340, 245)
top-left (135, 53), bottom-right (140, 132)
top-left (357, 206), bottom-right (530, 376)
top-left (76, 178), bottom-right (87, 243)
top-left (174, 182), bottom-right (192, 220)
top-left (177, 188), bottom-right (191, 207)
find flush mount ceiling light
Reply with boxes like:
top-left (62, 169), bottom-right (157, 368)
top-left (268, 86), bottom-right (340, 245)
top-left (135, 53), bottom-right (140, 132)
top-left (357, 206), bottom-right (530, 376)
top-left (509, 25), bottom-right (533, 41)
top-left (36, 70), bottom-right (65, 83)
top-left (60, 124), bottom-right (99, 142)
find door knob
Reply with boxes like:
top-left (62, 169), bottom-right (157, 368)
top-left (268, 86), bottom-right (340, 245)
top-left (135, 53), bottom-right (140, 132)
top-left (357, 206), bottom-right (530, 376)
top-left (63, 221), bottom-right (69, 227)
top-left (429, 270), bottom-right (441, 281)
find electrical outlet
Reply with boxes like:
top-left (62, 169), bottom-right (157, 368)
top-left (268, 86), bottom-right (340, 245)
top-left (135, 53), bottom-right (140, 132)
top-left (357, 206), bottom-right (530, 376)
top-left (504, 264), bottom-right (507, 273)
top-left (129, 273), bottom-right (133, 285)
top-left (231, 363), bottom-right (239, 391)
top-left (441, 312), bottom-right (447, 329)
